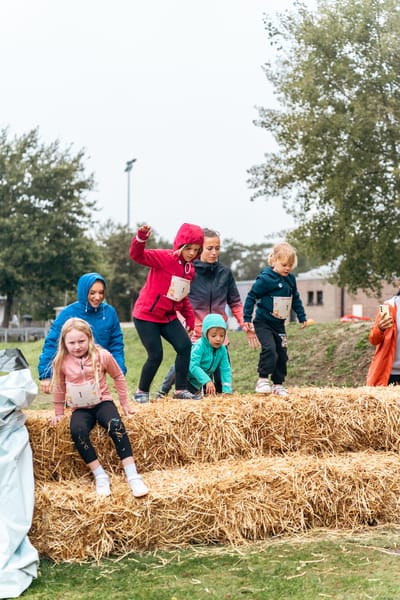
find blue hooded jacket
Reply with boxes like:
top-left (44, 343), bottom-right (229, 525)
top-left (188, 313), bottom-right (232, 394)
top-left (38, 273), bottom-right (126, 379)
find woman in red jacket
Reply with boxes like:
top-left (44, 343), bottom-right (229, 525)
top-left (130, 223), bottom-right (204, 402)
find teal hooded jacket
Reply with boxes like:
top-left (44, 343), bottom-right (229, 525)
top-left (188, 313), bottom-right (232, 394)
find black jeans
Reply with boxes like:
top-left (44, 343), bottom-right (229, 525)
top-left (70, 401), bottom-right (133, 465)
top-left (253, 320), bottom-right (288, 385)
top-left (134, 317), bottom-right (192, 391)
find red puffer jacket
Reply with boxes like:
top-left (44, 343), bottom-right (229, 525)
top-left (130, 223), bottom-right (203, 330)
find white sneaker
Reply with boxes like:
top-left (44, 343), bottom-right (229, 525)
top-left (95, 476), bottom-right (111, 496)
top-left (272, 384), bottom-right (289, 397)
top-left (255, 378), bottom-right (271, 394)
top-left (129, 475), bottom-right (149, 498)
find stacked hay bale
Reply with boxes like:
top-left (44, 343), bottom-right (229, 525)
top-left (26, 387), bottom-right (400, 562)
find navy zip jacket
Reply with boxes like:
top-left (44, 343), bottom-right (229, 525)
top-left (243, 266), bottom-right (306, 333)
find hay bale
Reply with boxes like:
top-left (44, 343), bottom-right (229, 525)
top-left (26, 388), bottom-right (400, 482)
top-left (30, 450), bottom-right (400, 562)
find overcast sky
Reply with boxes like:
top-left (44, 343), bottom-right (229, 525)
top-left (0, 0), bottom-right (310, 245)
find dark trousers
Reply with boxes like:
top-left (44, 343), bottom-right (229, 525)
top-left (134, 317), bottom-right (192, 391)
top-left (254, 320), bottom-right (288, 385)
top-left (70, 401), bottom-right (133, 465)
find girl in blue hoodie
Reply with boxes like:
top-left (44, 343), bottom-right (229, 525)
top-left (38, 273), bottom-right (125, 391)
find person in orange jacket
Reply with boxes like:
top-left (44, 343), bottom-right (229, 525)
top-left (367, 292), bottom-right (399, 386)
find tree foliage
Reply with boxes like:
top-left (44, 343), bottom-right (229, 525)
top-left (0, 128), bottom-right (99, 325)
top-left (248, 0), bottom-right (400, 292)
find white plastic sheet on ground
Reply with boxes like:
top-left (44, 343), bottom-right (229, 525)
top-left (0, 350), bottom-right (39, 598)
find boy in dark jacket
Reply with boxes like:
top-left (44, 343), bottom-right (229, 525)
top-left (243, 242), bottom-right (307, 397)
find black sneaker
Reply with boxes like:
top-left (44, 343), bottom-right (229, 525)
top-left (155, 390), bottom-right (167, 399)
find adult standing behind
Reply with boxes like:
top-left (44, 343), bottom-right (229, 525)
top-left (130, 222), bottom-right (204, 402)
top-left (157, 228), bottom-right (259, 397)
top-left (366, 289), bottom-right (399, 386)
top-left (38, 272), bottom-right (126, 392)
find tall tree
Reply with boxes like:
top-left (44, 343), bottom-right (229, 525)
top-left (248, 0), bottom-right (400, 293)
top-left (0, 128), bottom-right (99, 326)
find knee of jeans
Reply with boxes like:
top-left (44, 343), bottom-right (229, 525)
top-left (108, 417), bottom-right (126, 436)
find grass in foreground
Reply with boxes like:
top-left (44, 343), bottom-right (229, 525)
top-left (24, 528), bottom-right (400, 599)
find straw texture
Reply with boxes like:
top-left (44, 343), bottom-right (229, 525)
top-left (26, 387), bottom-right (400, 561)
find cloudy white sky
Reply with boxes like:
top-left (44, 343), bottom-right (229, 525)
top-left (0, 0), bottom-right (311, 244)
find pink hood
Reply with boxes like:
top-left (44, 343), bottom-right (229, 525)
top-left (173, 223), bottom-right (204, 254)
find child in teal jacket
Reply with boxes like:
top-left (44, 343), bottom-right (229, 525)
top-left (188, 313), bottom-right (232, 396)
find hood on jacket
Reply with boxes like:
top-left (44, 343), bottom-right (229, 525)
top-left (77, 273), bottom-right (106, 305)
top-left (173, 223), bottom-right (204, 255)
top-left (201, 313), bottom-right (227, 340)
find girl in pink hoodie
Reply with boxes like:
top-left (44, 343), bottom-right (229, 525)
top-left (50, 317), bottom-right (148, 498)
top-left (130, 222), bottom-right (204, 402)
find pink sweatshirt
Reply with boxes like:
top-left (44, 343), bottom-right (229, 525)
top-left (53, 348), bottom-right (129, 416)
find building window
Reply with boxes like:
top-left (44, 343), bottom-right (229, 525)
top-left (317, 291), bottom-right (323, 305)
top-left (307, 291), bottom-right (314, 306)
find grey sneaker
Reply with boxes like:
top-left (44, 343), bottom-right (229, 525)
top-left (255, 378), bottom-right (271, 394)
top-left (134, 391), bottom-right (150, 403)
top-left (155, 390), bottom-right (168, 399)
top-left (173, 389), bottom-right (202, 400)
top-left (272, 384), bottom-right (289, 397)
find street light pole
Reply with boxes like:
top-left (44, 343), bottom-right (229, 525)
top-left (125, 158), bottom-right (137, 229)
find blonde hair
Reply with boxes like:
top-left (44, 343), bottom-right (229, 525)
top-left (52, 318), bottom-right (100, 387)
top-left (268, 242), bottom-right (298, 269)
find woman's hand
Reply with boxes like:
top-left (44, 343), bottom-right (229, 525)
top-left (378, 313), bottom-right (392, 331)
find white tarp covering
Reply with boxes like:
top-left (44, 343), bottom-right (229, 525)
top-left (0, 350), bottom-right (39, 598)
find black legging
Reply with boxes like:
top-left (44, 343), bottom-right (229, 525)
top-left (134, 317), bottom-right (192, 391)
top-left (253, 320), bottom-right (288, 385)
top-left (70, 401), bottom-right (133, 465)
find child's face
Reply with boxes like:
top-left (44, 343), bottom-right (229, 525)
top-left (64, 328), bottom-right (90, 358)
top-left (273, 257), bottom-right (294, 277)
top-left (88, 281), bottom-right (105, 308)
top-left (200, 236), bottom-right (220, 264)
top-left (181, 244), bottom-right (201, 262)
top-left (206, 326), bottom-right (226, 348)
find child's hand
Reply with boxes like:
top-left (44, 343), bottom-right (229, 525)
top-left (246, 330), bottom-right (260, 349)
top-left (49, 414), bottom-right (64, 427)
top-left (205, 381), bottom-right (216, 395)
top-left (40, 379), bottom-right (51, 394)
top-left (300, 321), bottom-right (308, 329)
top-left (124, 403), bottom-right (140, 416)
top-left (137, 225), bottom-right (151, 241)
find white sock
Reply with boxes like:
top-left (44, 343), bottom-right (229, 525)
top-left (93, 466), bottom-right (109, 480)
top-left (124, 462), bottom-right (138, 481)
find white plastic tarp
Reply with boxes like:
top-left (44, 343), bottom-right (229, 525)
top-left (0, 350), bottom-right (39, 598)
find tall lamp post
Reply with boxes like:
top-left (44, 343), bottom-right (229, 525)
top-left (125, 158), bottom-right (137, 229)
